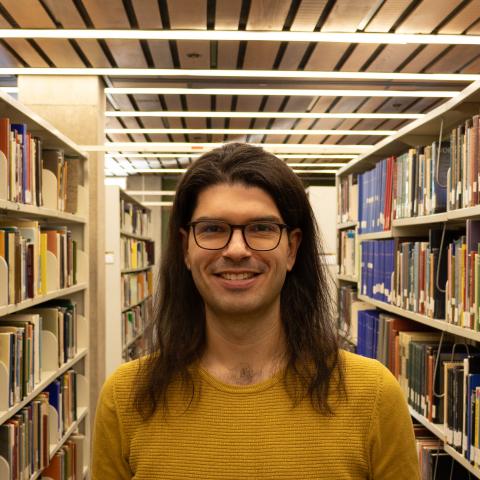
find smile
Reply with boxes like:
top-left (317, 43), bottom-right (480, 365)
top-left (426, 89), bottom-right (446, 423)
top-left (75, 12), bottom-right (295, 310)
top-left (217, 272), bottom-right (259, 280)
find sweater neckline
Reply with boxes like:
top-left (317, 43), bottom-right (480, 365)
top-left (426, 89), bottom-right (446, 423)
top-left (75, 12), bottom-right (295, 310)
top-left (197, 366), bottom-right (284, 394)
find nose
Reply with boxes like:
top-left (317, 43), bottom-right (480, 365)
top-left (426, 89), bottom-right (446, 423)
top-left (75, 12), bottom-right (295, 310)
top-left (222, 228), bottom-right (251, 259)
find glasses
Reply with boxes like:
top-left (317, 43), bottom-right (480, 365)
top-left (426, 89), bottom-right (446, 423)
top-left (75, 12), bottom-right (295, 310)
top-left (188, 220), bottom-right (288, 251)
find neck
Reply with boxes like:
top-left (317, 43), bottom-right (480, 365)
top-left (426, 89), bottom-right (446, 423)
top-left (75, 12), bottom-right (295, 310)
top-left (200, 303), bottom-right (287, 385)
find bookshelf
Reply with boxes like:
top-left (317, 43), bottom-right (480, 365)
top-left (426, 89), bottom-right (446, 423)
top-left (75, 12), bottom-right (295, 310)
top-left (0, 91), bottom-right (90, 480)
top-left (105, 186), bottom-right (154, 377)
top-left (336, 79), bottom-right (480, 478)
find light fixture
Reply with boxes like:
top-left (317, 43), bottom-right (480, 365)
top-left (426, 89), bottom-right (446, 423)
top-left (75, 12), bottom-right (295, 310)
top-left (133, 168), bottom-right (338, 174)
top-left (2, 29), bottom-right (480, 46)
top-left (141, 201), bottom-right (174, 207)
top-left (0, 87), bottom-right (18, 93)
top-left (105, 153), bottom-right (357, 159)
top-left (4, 67), bottom-right (478, 82)
top-left (126, 190), bottom-right (176, 196)
top-left (105, 127), bottom-right (395, 136)
top-left (106, 110), bottom-right (424, 120)
top-left (93, 142), bottom-right (371, 153)
top-left (104, 87), bottom-right (458, 98)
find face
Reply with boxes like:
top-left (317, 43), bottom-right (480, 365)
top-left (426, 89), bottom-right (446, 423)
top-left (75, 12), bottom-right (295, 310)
top-left (182, 183), bottom-right (302, 320)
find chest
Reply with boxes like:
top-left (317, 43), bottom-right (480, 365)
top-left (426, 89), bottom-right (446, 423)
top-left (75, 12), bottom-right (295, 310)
top-left (127, 397), bottom-right (370, 480)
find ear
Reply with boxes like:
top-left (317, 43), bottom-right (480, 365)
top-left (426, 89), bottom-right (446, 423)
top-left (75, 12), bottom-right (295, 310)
top-left (179, 227), bottom-right (191, 270)
top-left (286, 228), bottom-right (302, 272)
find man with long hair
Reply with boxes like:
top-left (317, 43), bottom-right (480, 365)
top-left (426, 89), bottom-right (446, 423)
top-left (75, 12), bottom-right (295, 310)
top-left (92, 143), bottom-right (419, 479)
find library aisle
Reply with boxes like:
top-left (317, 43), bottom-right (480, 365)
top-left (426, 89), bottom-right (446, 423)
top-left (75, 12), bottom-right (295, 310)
top-left (1, 1), bottom-right (480, 479)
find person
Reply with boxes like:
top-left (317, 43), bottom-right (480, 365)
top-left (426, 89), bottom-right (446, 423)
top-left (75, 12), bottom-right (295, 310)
top-left (92, 143), bottom-right (420, 479)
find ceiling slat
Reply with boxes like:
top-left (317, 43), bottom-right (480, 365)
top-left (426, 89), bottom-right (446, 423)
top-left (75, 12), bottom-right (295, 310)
top-left (215, 0), bottom-right (243, 29)
top-left (321, 0), bottom-right (380, 31)
top-left (247, 0), bottom-right (293, 30)
top-left (167, 0), bottom-right (207, 28)
top-left (395, 0), bottom-right (464, 33)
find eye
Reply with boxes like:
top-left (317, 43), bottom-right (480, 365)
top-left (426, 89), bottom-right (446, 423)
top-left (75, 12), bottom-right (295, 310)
top-left (249, 222), bottom-right (277, 233)
top-left (196, 222), bottom-right (228, 235)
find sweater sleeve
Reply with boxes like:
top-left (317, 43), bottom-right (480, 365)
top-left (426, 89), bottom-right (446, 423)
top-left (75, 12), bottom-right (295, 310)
top-left (368, 364), bottom-right (420, 480)
top-left (92, 371), bottom-right (133, 480)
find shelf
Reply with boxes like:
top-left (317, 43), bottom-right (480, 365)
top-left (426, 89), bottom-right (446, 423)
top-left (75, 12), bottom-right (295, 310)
top-left (121, 295), bottom-right (151, 313)
top-left (120, 229), bottom-right (153, 242)
top-left (337, 221), bottom-right (357, 230)
top-left (357, 294), bottom-right (480, 342)
top-left (444, 445), bottom-right (480, 479)
top-left (337, 80), bottom-right (480, 177)
top-left (337, 274), bottom-right (358, 283)
top-left (392, 212), bottom-right (448, 227)
top-left (0, 90), bottom-right (85, 158)
top-left (0, 348), bottom-right (87, 425)
top-left (357, 230), bottom-right (392, 240)
top-left (408, 406), bottom-right (445, 440)
top-left (30, 407), bottom-right (88, 480)
top-left (121, 265), bottom-right (152, 274)
top-left (0, 283), bottom-right (88, 316)
top-left (0, 199), bottom-right (87, 224)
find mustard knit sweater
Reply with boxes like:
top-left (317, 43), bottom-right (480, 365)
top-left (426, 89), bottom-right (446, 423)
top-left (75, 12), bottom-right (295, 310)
top-left (92, 351), bottom-right (420, 479)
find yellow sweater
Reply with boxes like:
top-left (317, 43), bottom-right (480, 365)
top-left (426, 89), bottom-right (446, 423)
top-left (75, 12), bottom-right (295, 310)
top-left (92, 351), bottom-right (420, 479)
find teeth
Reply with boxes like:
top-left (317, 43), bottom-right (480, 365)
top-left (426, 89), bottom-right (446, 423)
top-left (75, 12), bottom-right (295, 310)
top-left (220, 272), bottom-right (256, 280)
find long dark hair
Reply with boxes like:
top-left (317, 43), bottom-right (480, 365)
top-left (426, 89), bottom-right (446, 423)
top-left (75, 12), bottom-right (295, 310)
top-left (134, 143), bottom-right (344, 418)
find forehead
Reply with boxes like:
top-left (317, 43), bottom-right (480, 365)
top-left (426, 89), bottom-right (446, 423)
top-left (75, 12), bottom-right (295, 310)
top-left (192, 183), bottom-right (282, 221)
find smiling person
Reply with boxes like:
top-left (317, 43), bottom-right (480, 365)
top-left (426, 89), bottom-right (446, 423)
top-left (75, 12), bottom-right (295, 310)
top-left (92, 143), bottom-right (420, 480)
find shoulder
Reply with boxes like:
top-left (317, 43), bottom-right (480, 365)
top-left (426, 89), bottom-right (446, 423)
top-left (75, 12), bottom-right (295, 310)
top-left (338, 350), bottom-right (402, 403)
top-left (99, 359), bottom-right (142, 410)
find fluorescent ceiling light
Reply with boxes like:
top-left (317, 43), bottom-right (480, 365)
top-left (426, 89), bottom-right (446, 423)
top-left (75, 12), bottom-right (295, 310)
top-left (105, 127), bottom-right (395, 136)
top-left (93, 142), bottom-right (371, 153)
top-left (105, 87), bottom-right (458, 98)
top-left (105, 153), bottom-right (357, 159)
top-left (106, 111), bottom-right (424, 120)
top-left (2, 29), bottom-right (480, 45)
top-left (126, 190), bottom-right (176, 196)
top-left (133, 168), bottom-right (337, 174)
top-left (5, 67), bottom-right (478, 82)
top-left (141, 201), bottom-right (174, 207)
top-left (0, 87), bottom-right (18, 93)
top-left (285, 163), bottom-right (344, 167)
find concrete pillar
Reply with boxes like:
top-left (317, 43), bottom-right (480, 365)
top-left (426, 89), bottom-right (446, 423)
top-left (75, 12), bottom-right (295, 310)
top-left (18, 75), bottom-right (106, 424)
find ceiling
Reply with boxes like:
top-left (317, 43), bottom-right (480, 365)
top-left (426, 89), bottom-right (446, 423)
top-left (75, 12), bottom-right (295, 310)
top-left (0, 0), bottom-right (479, 177)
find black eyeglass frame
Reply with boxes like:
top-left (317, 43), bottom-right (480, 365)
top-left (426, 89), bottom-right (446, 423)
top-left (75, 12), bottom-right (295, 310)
top-left (187, 220), bottom-right (289, 251)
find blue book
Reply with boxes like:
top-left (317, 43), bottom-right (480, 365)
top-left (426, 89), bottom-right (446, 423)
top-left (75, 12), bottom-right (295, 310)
top-left (44, 379), bottom-right (62, 432)
top-left (11, 124), bottom-right (27, 204)
top-left (432, 140), bottom-right (451, 213)
top-left (466, 373), bottom-right (480, 460)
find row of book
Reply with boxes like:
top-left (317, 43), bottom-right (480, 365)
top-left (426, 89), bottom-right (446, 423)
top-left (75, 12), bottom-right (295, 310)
top-left (336, 173), bottom-right (358, 224)
top-left (415, 425), bottom-right (472, 479)
top-left (40, 436), bottom-right (86, 480)
top-left (121, 270), bottom-right (153, 310)
top-left (121, 237), bottom-right (155, 271)
top-left (341, 113), bottom-right (480, 232)
top-left (122, 297), bottom-right (152, 350)
top-left (0, 369), bottom-right (83, 480)
top-left (0, 116), bottom-right (81, 213)
top-left (357, 156), bottom-right (394, 233)
top-left (360, 239), bottom-right (395, 304)
top-left (121, 197), bottom-right (152, 238)
top-left (338, 229), bottom-right (356, 277)
top-left (0, 220), bottom-right (79, 306)
top-left (350, 301), bottom-right (480, 468)
top-left (358, 222), bottom-right (480, 329)
top-left (0, 301), bottom-right (78, 409)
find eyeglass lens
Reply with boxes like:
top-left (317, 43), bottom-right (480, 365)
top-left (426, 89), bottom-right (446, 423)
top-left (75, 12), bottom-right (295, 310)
top-left (193, 221), bottom-right (282, 250)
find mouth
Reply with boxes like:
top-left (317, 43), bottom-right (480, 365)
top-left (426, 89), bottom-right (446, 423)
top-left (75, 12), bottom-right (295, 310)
top-left (213, 271), bottom-right (262, 289)
top-left (215, 272), bottom-right (259, 281)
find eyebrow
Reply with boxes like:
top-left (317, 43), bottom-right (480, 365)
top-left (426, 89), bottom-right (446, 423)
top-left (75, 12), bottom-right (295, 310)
top-left (192, 215), bottom-right (284, 223)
